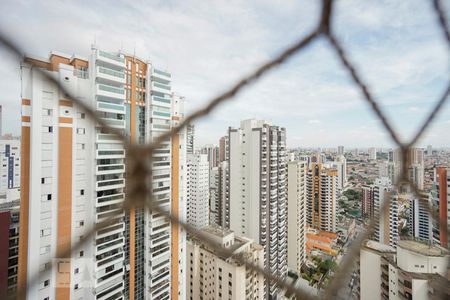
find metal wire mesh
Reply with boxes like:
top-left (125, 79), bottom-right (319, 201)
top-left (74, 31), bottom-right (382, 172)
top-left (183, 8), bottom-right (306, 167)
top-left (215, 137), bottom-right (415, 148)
top-left (1, 0), bottom-right (449, 299)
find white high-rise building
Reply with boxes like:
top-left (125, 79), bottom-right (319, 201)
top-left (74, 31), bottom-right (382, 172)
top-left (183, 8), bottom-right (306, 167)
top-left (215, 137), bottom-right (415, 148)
top-left (287, 161), bottom-right (307, 274)
top-left (228, 119), bottom-right (287, 299)
top-left (368, 147), bottom-right (377, 160)
top-left (186, 225), bottom-right (265, 300)
top-left (426, 145), bottom-right (432, 156)
top-left (357, 239), bottom-right (449, 300)
top-left (186, 153), bottom-right (210, 230)
top-left (330, 155), bottom-right (347, 192)
top-left (337, 145), bottom-right (344, 156)
top-left (373, 177), bottom-right (399, 247)
top-left (306, 163), bottom-right (338, 232)
top-left (408, 191), bottom-right (432, 241)
top-left (19, 50), bottom-right (127, 300)
top-left (0, 139), bottom-right (20, 194)
top-left (18, 49), bottom-right (187, 299)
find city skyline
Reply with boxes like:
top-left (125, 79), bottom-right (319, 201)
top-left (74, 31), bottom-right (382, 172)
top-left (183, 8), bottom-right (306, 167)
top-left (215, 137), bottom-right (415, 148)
top-left (1, 0), bottom-right (450, 147)
top-left (0, 1), bottom-right (449, 299)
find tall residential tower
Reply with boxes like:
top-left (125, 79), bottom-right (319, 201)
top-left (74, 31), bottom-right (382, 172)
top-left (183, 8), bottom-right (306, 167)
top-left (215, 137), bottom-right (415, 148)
top-left (228, 119), bottom-right (287, 299)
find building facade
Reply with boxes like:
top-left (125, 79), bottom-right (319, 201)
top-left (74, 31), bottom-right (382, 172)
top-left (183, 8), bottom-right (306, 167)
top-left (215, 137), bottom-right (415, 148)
top-left (219, 135), bottom-right (229, 163)
top-left (18, 49), bottom-right (186, 300)
top-left (368, 147), bottom-right (377, 160)
top-left (186, 153), bottom-right (210, 230)
top-left (0, 196), bottom-right (20, 298)
top-left (306, 163), bottom-right (338, 232)
top-left (287, 161), bottom-right (307, 274)
top-left (186, 225), bottom-right (265, 300)
top-left (209, 161), bottom-right (228, 227)
top-left (357, 239), bottom-right (449, 300)
top-left (373, 177), bottom-right (399, 247)
top-left (228, 119), bottom-right (287, 299)
top-left (361, 185), bottom-right (374, 219)
top-left (0, 139), bottom-right (20, 194)
top-left (200, 144), bottom-right (219, 170)
top-left (408, 191), bottom-right (432, 242)
top-left (430, 166), bottom-right (449, 248)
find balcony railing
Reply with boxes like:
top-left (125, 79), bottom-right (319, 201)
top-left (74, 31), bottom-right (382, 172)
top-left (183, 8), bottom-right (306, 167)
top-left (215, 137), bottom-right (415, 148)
top-left (98, 84), bottom-right (124, 95)
top-left (99, 50), bottom-right (125, 63)
top-left (98, 66), bottom-right (125, 79)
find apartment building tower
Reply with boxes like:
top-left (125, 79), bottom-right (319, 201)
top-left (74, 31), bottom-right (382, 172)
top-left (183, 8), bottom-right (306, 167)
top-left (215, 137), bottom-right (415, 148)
top-left (209, 161), bottom-right (228, 227)
top-left (18, 49), bottom-right (186, 300)
top-left (408, 191), bottom-right (432, 242)
top-left (361, 185), bottom-right (375, 219)
top-left (331, 155), bottom-right (347, 192)
top-left (306, 163), bottom-right (338, 232)
top-left (186, 124), bottom-right (195, 155)
top-left (228, 119), bottom-right (287, 299)
top-left (186, 153), bottom-right (209, 230)
top-left (0, 139), bottom-right (20, 194)
top-left (0, 196), bottom-right (20, 298)
top-left (368, 147), bottom-right (377, 160)
top-left (373, 177), bottom-right (399, 247)
top-left (287, 161), bottom-right (307, 274)
top-left (219, 135), bottom-right (229, 162)
top-left (186, 225), bottom-right (265, 300)
top-left (430, 166), bottom-right (449, 248)
top-left (200, 144), bottom-right (219, 170)
top-left (357, 239), bottom-right (449, 300)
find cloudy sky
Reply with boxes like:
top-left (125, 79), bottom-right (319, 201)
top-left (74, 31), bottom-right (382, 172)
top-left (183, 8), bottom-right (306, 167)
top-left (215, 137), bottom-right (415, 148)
top-left (0, 0), bottom-right (449, 148)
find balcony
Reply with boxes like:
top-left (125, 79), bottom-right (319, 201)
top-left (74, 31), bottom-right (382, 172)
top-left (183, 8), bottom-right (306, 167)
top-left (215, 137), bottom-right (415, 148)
top-left (151, 95), bottom-right (171, 107)
top-left (97, 84), bottom-right (125, 101)
top-left (96, 178), bottom-right (125, 191)
top-left (96, 50), bottom-right (125, 68)
top-left (151, 81), bottom-right (171, 94)
top-left (97, 66), bottom-right (126, 84)
top-left (100, 117), bottom-right (125, 129)
top-left (152, 68), bottom-right (171, 79)
top-left (97, 101), bottom-right (125, 114)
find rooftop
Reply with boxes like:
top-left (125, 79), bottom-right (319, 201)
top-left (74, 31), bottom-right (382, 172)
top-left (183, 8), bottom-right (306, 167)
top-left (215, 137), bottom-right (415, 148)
top-left (398, 239), bottom-right (449, 257)
top-left (202, 224), bottom-right (233, 238)
top-left (362, 240), bottom-right (396, 253)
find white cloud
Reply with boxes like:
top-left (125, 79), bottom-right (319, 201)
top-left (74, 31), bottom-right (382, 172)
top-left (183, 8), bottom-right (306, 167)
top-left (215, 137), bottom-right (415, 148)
top-left (0, 0), bottom-right (448, 148)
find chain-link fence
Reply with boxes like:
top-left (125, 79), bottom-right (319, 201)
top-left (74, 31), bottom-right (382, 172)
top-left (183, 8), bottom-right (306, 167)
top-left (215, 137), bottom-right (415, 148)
top-left (1, 0), bottom-right (449, 299)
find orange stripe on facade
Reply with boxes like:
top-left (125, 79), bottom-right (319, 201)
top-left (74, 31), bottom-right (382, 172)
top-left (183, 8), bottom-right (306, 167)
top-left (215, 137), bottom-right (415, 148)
top-left (21, 99), bottom-right (31, 106)
top-left (21, 116), bottom-right (30, 122)
top-left (55, 127), bottom-right (72, 299)
top-left (128, 56), bottom-right (137, 300)
top-left (59, 117), bottom-right (73, 124)
top-left (17, 125), bottom-right (30, 300)
top-left (171, 133), bottom-right (180, 300)
top-left (59, 100), bottom-right (73, 107)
